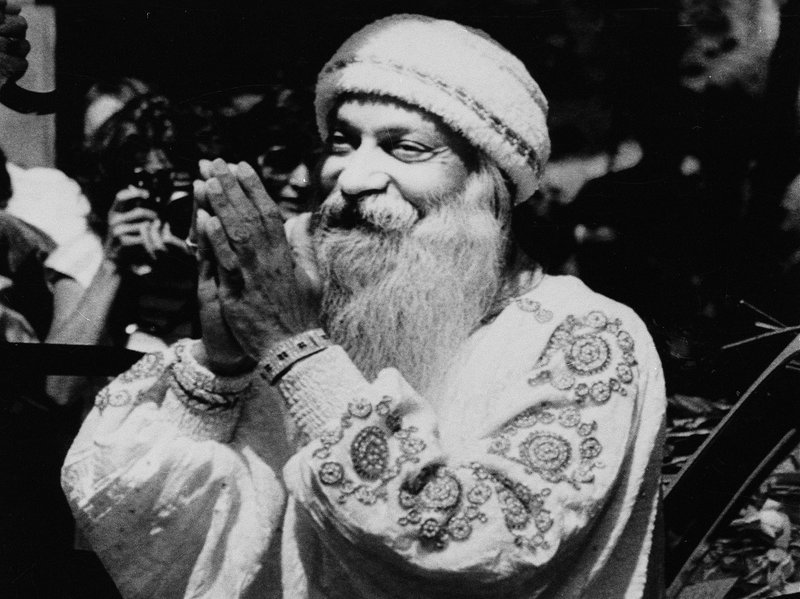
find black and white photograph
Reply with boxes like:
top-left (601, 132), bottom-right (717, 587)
top-left (1, 1), bottom-right (800, 597)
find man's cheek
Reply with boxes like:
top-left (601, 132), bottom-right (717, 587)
top-left (318, 157), bottom-right (341, 196)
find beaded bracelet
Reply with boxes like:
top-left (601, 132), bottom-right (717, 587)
top-left (168, 367), bottom-right (245, 412)
top-left (173, 339), bottom-right (253, 394)
top-left (259, 328), bottom-right (332, 384)
top-left (168, 339), bottom-right (254, 412)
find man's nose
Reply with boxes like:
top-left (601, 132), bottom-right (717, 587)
top-left (337, 146), bottom-right (389, 197)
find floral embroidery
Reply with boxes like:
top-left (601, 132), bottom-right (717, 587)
top-left (95, 388), bottom-right (131, 411)
top-left (319, 462), bottom-right (344, 485)
top-left (348, 398), bottom-right (372, 419)
top-left (117, 352), bottom-right (165, 384)
top-left (95, 353), bottom-right (166, 411)
top-left (557, 407), bottom-right (581, 428)
top-left (95, 387), bottom-right (151, 412)
top-left (580, 437), bottom-right (603, 460)
top-left (313, 396), bottom-right (427, 506)
top-left (417, 470), bottom-right (462, 511)
top-left (528, 310), bottom-right (637, 407)
top-left (565, 335), bottom-right (610, 375)
top-left (447, 516), bottom-right (472, 540)
top-left (420, 518), bottom-right (441, 539)
top-left (476, 466), bottom-right (554, 550)
top-left (488, 403), bottom-right (603, 487)
top-left (351, 426), bottom-right (389, 481)
top-left (398, 468), bottom-right (471, 547)
top-left (514, 297), bottom-right (553, 323)
top-left (519, 432), bottom-right (572, 482)
top-left (394, 463), bottom-right (555, 552)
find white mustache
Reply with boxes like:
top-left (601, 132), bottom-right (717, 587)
top-left (320, 190), bottom-right (420, 231)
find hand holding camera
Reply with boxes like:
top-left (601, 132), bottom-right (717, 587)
top-left (0, 1), bottom-right (30, 88)
top-left (105, 182), bottom-right (188, 269)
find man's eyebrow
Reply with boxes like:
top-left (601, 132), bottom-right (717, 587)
top-left (331, 120), bottom-right (412, 135)
top-left (378, 126), bottom-right (414, 139)
top-left (328, 118), bottom-right (357, 135)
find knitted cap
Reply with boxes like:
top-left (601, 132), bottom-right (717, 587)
top-left (316, 14), bottom-right (550, 205)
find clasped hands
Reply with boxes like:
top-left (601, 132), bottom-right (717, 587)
top-left (192, 159), bottom-right (321, 375)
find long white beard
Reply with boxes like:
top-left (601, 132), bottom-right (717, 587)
top-left (314, 174), bottom-right (505, 396)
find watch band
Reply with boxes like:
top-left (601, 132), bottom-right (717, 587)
top-left (259, 328), bottom-right (332, 384)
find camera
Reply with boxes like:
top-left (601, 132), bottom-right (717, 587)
top-left (129, 167), bottom-right (194, 239)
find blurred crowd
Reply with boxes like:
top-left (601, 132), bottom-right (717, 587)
top-left (0, 75), bottom-right (322, 595)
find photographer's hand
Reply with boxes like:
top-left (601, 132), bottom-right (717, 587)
top-left (0, 1), bottom-right (30, 87)
top-left (194, 159), bottom-right (320, 373)
top-left (106, 186), bottom-right (161, 263)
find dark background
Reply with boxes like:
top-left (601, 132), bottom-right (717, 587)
top-left (52, 0), bottom-right (681, 170)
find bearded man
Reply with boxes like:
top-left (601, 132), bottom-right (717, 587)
top-left (62, 14), bottom-right (666, 599)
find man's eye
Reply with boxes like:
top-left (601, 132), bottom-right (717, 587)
top-left (327, 132), bottom-right (353, 154)
top-left (389, 141), bottom-right (433, 161)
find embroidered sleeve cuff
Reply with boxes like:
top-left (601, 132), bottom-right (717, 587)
top-left (163, 339), bottom-right (253, 441)
top-left (276, 346), bottom-right (369, 437)
top-left (173, 339), bottom-right (254, 394)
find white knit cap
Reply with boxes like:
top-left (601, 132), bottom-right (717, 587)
top-left (316, 14), bottom-right (550, 205)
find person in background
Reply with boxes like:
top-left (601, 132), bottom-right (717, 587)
top-left (82, 76), bottom-right (152, 141)
top-left (0, 146), bottom-right (54, 346)
top-left (233, 85), bottom-right (319, 220)
top-left (2, 76), bottom-right (151, 406)
top-left (63, 15), bottom-right (665, 598)
top-left (0, 6), bottom-right (122, 597)
top-left (79, 93), bottom-right (198, 353)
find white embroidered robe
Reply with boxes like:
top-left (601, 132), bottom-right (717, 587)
top-left (62, 274), bottom-right (666, 598)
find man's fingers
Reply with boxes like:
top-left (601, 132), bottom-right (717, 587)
top-left (204, 215), bottom-right (239, 273)
top-left (195, 210), bottom-right (216, 282)
top-left (193, 179), bottom-right (211, 214)
top-left (205, 215), bottom-right (246, 294)
top-left (209, 159), bottom-right (260, 222)
top-left (236, 160), bottom-right (284, 231)
top-left (205, 176), bottom-right (238, 227)
top-left (199, 159), bottom-right (214, 180)
top-left (205, 176), bottom-right (257, 261)
top-left (211, 159), bottom-right (259, 218)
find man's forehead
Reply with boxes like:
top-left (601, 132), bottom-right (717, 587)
top-left (332, 94), bottom-right (446, 132)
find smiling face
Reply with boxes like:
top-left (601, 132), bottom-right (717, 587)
top-left (318, 96), bottom-right (476, 231)
top-left (313, 96), bottom-right (511, 395)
